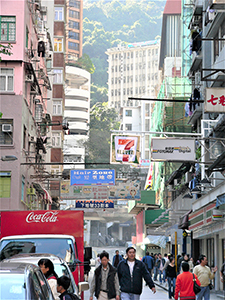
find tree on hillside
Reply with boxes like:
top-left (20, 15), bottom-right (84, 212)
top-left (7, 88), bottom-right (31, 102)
top-left (91, 84), bottom-right (108, 107)
top-left (85, 102), bottom-right (120, 166)
top-left (67, 53), bottom-right (95, 74)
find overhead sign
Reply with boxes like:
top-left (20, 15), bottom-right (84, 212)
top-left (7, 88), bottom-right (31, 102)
top-left (108, 179), bottom-right (141, 200)
top-left (205, 88), bottom-right (225, 113)
top-left (111, 135), bottom-right (140, 164)
top-left (60, 181), bottom-right (108, 199)
top-left (70, 169), bottom-right (115, 186)
top-left (151, 138), bottom-right (196, 161)
top-left (75, 200), bottom-right (114, 209)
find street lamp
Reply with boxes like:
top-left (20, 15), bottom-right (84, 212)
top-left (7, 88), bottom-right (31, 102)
top-left (1, 155), bottom-right (18, 161)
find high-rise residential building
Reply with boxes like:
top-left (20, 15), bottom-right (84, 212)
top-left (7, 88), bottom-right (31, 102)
top-left (66, 0), bottom-right (83, 62)
top-left (106, 41), bottom-right (160, 111)
top-left (0, 0), bottom-right (53, 209)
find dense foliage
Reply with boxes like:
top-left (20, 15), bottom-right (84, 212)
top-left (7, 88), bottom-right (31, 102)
top-left (83, 0), bottom-right (165, 95)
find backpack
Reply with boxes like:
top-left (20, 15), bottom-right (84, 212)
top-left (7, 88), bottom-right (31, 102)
top-left (67, 293), bottom-right (80, 300)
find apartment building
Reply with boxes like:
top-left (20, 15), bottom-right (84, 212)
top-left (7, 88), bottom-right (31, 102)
top-left (66, 0), bottom-right (83, 62)
top-left (0, 0), bottom-right (53, 209)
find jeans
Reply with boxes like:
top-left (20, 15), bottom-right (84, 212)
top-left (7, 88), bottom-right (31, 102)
top-left (167, 277), bottom-right (176, 299)
top-left (159, 269), bottom-right (165, 283)
top-left (153, 266), bottom-right (158, 280)
top-left (197, 286), bottom-right (210, 300)
top-left (120, 292), bottom-right (140, 300)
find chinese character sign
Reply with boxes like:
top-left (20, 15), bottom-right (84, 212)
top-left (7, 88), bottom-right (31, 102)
top-left (111, 135), bottom-right (140, 164)
top-left (205, 88), bottom-right (225, 113)
top-left (70, 169), bottom-right (115, 186)
top-left (75, 200), bottom-right (114, 209)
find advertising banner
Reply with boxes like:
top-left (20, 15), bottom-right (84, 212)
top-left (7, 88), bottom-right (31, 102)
top-left (61, 181), bottom-right (108, 199)
top-left (75, 200), bottom-right (114, 209)
top-left (205, 88), bottom-right (225, 113)
top-left (111, 135), bottom-right (140, 164)
top-left (108, 179), bottom-right (141, 200)
top-left (151, 138), bottom-right (196, 161)
top-left (70, 169), bottom-right (115, 186)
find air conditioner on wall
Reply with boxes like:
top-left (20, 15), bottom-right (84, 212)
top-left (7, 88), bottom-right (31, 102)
top-left (2, 124), bottom-right (12, 132)
top-left (25, 74), bottom-right (34, 82)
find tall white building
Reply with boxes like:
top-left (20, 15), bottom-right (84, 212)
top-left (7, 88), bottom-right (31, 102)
top-left (63, 66), bottom-right (90, 170)
top-left (106, 41), bottom-right (161, 159)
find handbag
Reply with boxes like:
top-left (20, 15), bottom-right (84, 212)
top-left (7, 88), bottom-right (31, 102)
top-left (193, 274), bottom-right (201, 294)
top-left (208, 283), bottom-right (213, 290)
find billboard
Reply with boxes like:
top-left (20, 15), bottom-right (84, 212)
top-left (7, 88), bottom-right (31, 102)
top-left (151, 138), bottom-right (196, 161)
top-left (108, 179), bottom-right (141, 200)
top-left (61, 181), bottom-right (108, 200)
top-left (75, 200), bottom-right (114, 209)
top-left (205, 88), bottom-right (225, 113)
top-left (70, 169), bottom-right (115, 186)
top-left (111, 135), bottom-right (141, 164)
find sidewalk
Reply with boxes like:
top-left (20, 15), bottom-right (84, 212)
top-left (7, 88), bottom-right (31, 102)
top-left (153, 280), bottom-right (225, 300)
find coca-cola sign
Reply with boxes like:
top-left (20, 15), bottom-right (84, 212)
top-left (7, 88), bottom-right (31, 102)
top-left (26, 211), bottom-right (59, 223)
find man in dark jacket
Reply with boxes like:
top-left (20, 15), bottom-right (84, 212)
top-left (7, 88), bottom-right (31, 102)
top-left (142, 251), bottom-right (154, 275)
top-left (117, 247), bottom-right (156, 300)
top-left (156, 253), bottom-right (166, 284)
top-left (90, 251), bottom-right (120, 300)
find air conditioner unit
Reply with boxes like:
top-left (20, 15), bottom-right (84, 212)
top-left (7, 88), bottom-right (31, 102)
top-left (25, 74), bottom-right (34, 82)
top-left (2, 124), bottom-right (12, 132)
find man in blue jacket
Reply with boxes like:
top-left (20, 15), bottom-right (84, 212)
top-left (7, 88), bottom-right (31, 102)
top-left (117, 247), bottom-right (156, 300)
top-left (142, 251), bottom-right (154, 276)
top-left (112, 250), bottom-right (123, 268)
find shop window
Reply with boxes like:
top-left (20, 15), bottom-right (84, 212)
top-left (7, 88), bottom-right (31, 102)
top-left (0, 171), bottom-right (11, 198)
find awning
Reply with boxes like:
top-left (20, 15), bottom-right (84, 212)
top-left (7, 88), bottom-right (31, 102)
top-left (206, 151), bottom-right (225, 176)
top-left (32, 183), bottom-right (52, 204)
top-left (216, 193), bottom-right (225, 208)
top-left (143, 235), bottom-right (167, 248)
top-left (178, 209), bottom-right (192, 229)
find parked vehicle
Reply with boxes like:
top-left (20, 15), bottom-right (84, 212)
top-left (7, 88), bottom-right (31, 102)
top-left (0, 210), bottom-right (92, 285)
top-left (0, 261), bottom-right (55, 299)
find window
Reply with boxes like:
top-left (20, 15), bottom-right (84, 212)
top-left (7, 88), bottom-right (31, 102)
top-left (127, 88), bottom-right (129, 95)
top-left (148, 49), bottom-right (151, 56)
top-left (52, 132), bottom-right (61, 147)
top-left (53, 100), bottom-right (62, 115)
top-left (0, 68), bottom-right (14, 92)
top-left (55, 7), bottom-right (64, 21)
top-left (115, 77), bottom-right (117, 84)
top-left (69, 10), bottom-right (80, 19)
top-left (69, 20), bottom-right (79, 30)
top-left (54, 38), bottom-right (63, 52)
top-left (0, 172), bottom-right (11, 198)
top-left (130, 76), bottom-right (133, 83)
top-left (131, 52), bottom-right (133, 58)
top-left (68, 42), bottom-right (79, 51)
top-left (145, 103), bottom-right (150, 117)
top-left (0, 16), bottom-right (16, 41)
top-left (53, 69), bottom-right (63, 84)
top-left (69, 0), bottom-right (80, 9)
top-left (21, 176), bottom-right (25, 201)
top-left (145, 119), bottom-right (150, 131)
top-left (125, 110), bottom-right (132, 117)
top-left (0, 119), bottom-right (13, 145)
top-left (26, 27), bottom-right (29, 48)
top-left (111, 78), bottom-right (114, 84)
top-left (68, 31), bottom-right (79, 40)
top-left (111, 90), bottom-right (114, 96)
top-left (125, 124), bottom-right (132, 131)
top-left (115, 89), bottom-right (117, 96)
top-left (23, 125), bottom-right (27, 149)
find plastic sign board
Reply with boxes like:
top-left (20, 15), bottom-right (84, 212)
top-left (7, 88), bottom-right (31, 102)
top-left (212, 209), bottom-right (224, 221)
top-left (70, 169), bottom-right (115, 186)
top-left (205, 88), bottom-right (225, 113)
top-left (75, 200), bottom-right (114, 209)
top-left (108, 179), bottom-right (141, 200)
top-left (151, 138), bottom-right (195, 161)
top-left (111, 135), bottom-right (140, 164)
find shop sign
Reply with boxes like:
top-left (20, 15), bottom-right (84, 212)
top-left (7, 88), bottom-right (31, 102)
top-left (70, 169), bottom-right (115, 186)
top-left (151, 138), bottom-right (195, 161)
top-left (108, 179), bottom-right (141, 200)
top-left (212, 209), bottom-right (224, 221)
top-left (205, 88), bottom-right (225, 113)
top-left (75, 200), bottom-right (114, 209)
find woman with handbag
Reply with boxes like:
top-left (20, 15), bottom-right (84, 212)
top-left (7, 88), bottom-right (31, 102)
top-left (174, 262), bottom-right (201, 300)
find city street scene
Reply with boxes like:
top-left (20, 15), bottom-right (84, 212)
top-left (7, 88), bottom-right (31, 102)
top-left (0, 0), bottom-right (225, 299)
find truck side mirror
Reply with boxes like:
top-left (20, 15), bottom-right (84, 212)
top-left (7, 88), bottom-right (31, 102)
top-left (78, 282), bottom-right (89, 295)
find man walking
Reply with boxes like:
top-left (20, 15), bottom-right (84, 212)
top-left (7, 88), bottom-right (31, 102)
top-left (153, 253), bottom-right (158, 281)
top-left (117, 246), bottom-right (156, 300)
top-left (90, 252), bottom-right (120, 300)
top-left (156, 253), bottom-right (166, 284)
top-left (142, 251), bottom-right (154, 275)
top-left (193, 254), bottom-right (217, 300)
top-left (112, 250), bottom-right (123, 268)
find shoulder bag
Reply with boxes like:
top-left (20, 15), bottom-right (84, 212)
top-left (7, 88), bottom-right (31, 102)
top-left (193, 273), bottom-right (201, 294)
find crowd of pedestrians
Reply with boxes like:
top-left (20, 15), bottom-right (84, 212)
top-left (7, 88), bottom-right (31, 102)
top-left (89, 249), bottom-right (224, 300)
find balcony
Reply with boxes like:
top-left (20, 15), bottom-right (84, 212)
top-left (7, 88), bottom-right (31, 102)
top-left (64, 110), bottom-right (89, 121)
top-left (188, 51), bottom-right (202, 78)
top-left (188, 102), bottom-right (203, 125)
top-left (65, 99), bottom-right (89, 110)
top-left (66, 88), bottom-right (90, 100)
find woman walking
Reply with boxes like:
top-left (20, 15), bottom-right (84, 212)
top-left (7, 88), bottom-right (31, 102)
top-left (166, 257), bottom-right (177, 299)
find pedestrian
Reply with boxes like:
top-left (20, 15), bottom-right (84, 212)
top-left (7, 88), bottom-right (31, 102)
top-left (174, 262), bottom-right (201, 300)
top-left (112, 250), bottom-right (123, 268)
top-left (57, 275), bottom-right (77, 300)
top-left (153, 253), bottom-right (158, 281)
top-left (117, 246), bottom-right (156, 300)
top-left (89, 251), bottom-right (120, 300)
top-left (166, 257), bottom-right (177, 299)
top-left (164, 253), bottom-right (169, 263)
top-left (177, 253), bottom-right (185, 274)
top-left (84, 258), bottom-right (91, 281)
top-left (180, 254), bottom-right (194, 274)
top-left (156, 253), bottom-right (166, 284)
top-left (95, 254), bottom-right (101, 268)
top-left (220, 261), bottom-right (225, 290)
top-left (38, 258), bottom-right (60, 300)
top-left (142, 251), bottom-right (154, 275)
top-left (193, 254), bottom-right (217, 300)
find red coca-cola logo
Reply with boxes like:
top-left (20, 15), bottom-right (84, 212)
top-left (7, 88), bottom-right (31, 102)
top-left (26, 211), bottom-right (59, 223)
